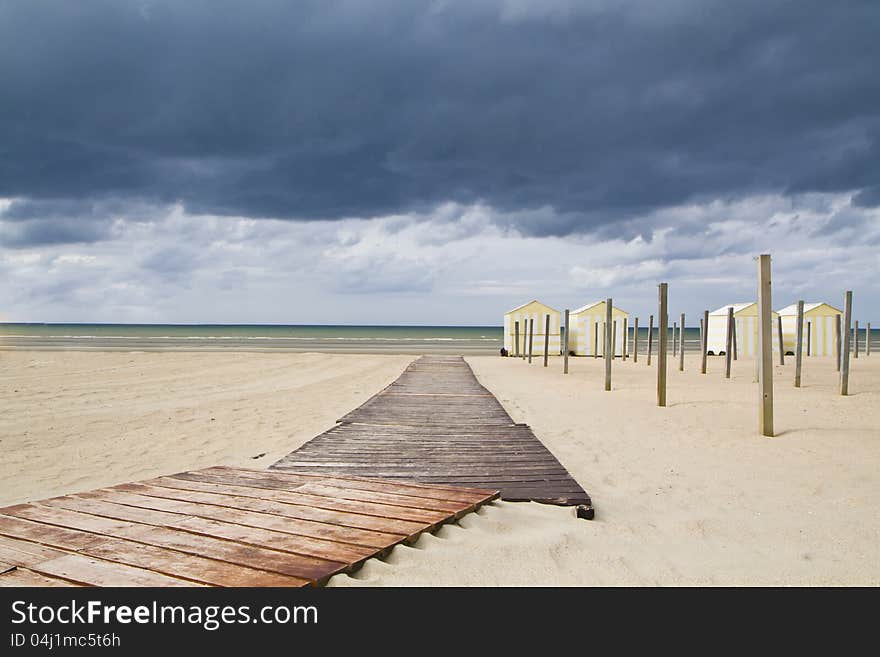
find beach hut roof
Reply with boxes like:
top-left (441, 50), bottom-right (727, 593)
top-left (571, 300), bottom-right (628, 315)
top-left (709, 302), bottom-right (755, 316)
top-left (775, 302), bottom-right (842, 316)
top-left (506, 299), bottom-right (560, 314)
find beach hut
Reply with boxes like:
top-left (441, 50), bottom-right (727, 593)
top-left (776, 302), bottom-right (842, 356)
top-left (503, 300), bottom-right (561, 356)
top-left (568, 301), bottom-right (628, 356)
top-left (706, 303), bottom-right (780, 357)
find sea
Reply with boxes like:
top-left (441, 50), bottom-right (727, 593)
top-left (1, 324), bottom-right (874, 355)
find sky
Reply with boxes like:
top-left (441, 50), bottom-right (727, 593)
top-left (1, 0), bottom-right (878, 325)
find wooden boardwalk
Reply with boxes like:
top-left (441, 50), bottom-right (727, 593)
top-left (0, 466), bottom-right (497, 587)
top-left (273, 356), bottom-right (591, 506)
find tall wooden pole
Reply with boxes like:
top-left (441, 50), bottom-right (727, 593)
top-left (794, 300), bottom-right (804, 388)
top-left (854, 320), bottom-right (859, 359)
top-left (514, 321), bottom-right (520, 358)
top-left (777, 315), bottom-right (784, 365)
top-left (835, 313), bottom-right (842, 371)
top-left (757, 255), bottom-right (774, 437)
top-left (612, 320), bottom-right (618, 359)
top-left (593, 322), bottom-right (599, 359)
top-left (701, 310), bottom-right (709, 374)
top-left (806, 321), bottom-right (811, 357)
top-left (868, 322), bottom-right (872, 356)
top-left (543, 314), bottom-right (550, 367)
top-left (657, 284), bottom-right (668, 406)
top-left (725, 306), bottom-right (734, 379)
top-left (563, 310), bottom-right (570, 374)
top-left (732, 316), bottom-right (738, 361)
top-left (679, 312), bottom-right (685, 371)
top-left (622, 317), bottom-right (628, 361)
top-left (841, 291), bottom-right (852, 395)
top-left (528, 318), bottom-right (534, 364)
top-left (604, 298), bottom-right (613, 391)
top-left (633, 317), bottom-right (639, 363)
top-left (647, 315), bottom-right (654, 365)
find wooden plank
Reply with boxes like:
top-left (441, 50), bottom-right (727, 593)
top-left (0, 515), bottom-right (299, 587)
top-left (725, 306), bottom-right (734, 379)
top-left (159, 473), bottom-right (452, 523)
top-left (1, 568), bottom-right (84, 587)
top-left (31, 554), bottom-right (200, 587)
top-left (92, 486), bottom-right (413, 547)
top-left (3, 504), bottom-right (346, 582)
top-left (202, 466), bottom-right (494, 504)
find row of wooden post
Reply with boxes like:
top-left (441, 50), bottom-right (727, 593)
top-left (513, 262), bottom-right (866, 433)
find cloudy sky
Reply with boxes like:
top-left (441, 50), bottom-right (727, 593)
top-left (1, 0), bottom-right (878, 325)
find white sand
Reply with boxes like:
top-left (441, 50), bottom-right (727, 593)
top-left (2, 350), bottom-right (878, 585)
top-left (0, 351), bottom-right (411, 506)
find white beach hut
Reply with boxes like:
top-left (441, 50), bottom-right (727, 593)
top-left (776, 302), bottom-right (842, 356)
top-left (568, 301), bottom-right (628, 356)
top-left (706, 303), bottom-right (780, 357)
top-left (503, 300), bottom-right (561, 356)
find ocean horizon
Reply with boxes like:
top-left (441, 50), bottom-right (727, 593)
top-left (2, 322), bottom-right (854, 354)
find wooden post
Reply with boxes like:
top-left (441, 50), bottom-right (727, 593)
top-left (559, 326), bottom-right (565, 356)
top-left (604, 298), bottom-right (613, 391)
top-left (701, 310), bottom-right (708, 374)
top-left (679, 312), bottom-right (685, 371)
top-left (657, 284), bottom-right (668, 406)
top-left (841, 291), bottom-right (852, 395)
top-left (835, 313), bottom-right (842, 371)
top-left (612, 320), bottom-right (617, 359)
top-left (777, 315), bottom-right (784, 365)
top-left (794, 300), bottom-right (804, 388)
top-left (673, 322), bottom-right (677, 356)
top-left (854, 320), bottom-right (859, 359)
top-left (806, 320), bottom-right (811, 357)
top-left (563, 310), bottom-right (570, 374)
top-left (756, 255), bottom-right (774, 437)
top-left (543, 314), bottom-right (550, 367)
top-left (647, 314), bottom-right (654, 365)
top-left (868, 322), bottom-right (872, 356)
top-left (514, 321), bottom-right (520, 358)
top-left (593, 322), bottom-right (599, 359)
top-left (725, 306), bottom-right (734, 379)
top-left (633, 317), bottom-right (639, 363)
top-left (528, 318), bottom-right (534, 364)
top-left (622, 317), bottom-right (628, 361)
top-left (732, 316), bottom-right (738, 361)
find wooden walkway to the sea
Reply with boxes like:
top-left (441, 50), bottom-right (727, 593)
top-left (272, 356), bottom-right (591, 506)
top-left (0, 466), bottom-right (497, 587)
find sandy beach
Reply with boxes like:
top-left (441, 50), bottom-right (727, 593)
top-left (2, 350), bottom-right (878, 585)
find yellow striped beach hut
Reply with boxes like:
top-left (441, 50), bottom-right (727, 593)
top-left (706, 303), bottom-right (780, 357)
top-left (568, 301), bottom-right (628, 356)
top-left (776, 302), bottom-right (842, 356)
top-left (503, 300), bottom-right (561, 356)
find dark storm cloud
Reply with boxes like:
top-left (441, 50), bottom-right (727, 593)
top-left (1, 0), bottom-right (879, 236)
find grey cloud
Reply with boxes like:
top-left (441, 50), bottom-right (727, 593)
top-left (0, 1), bottom-right (879, 237)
